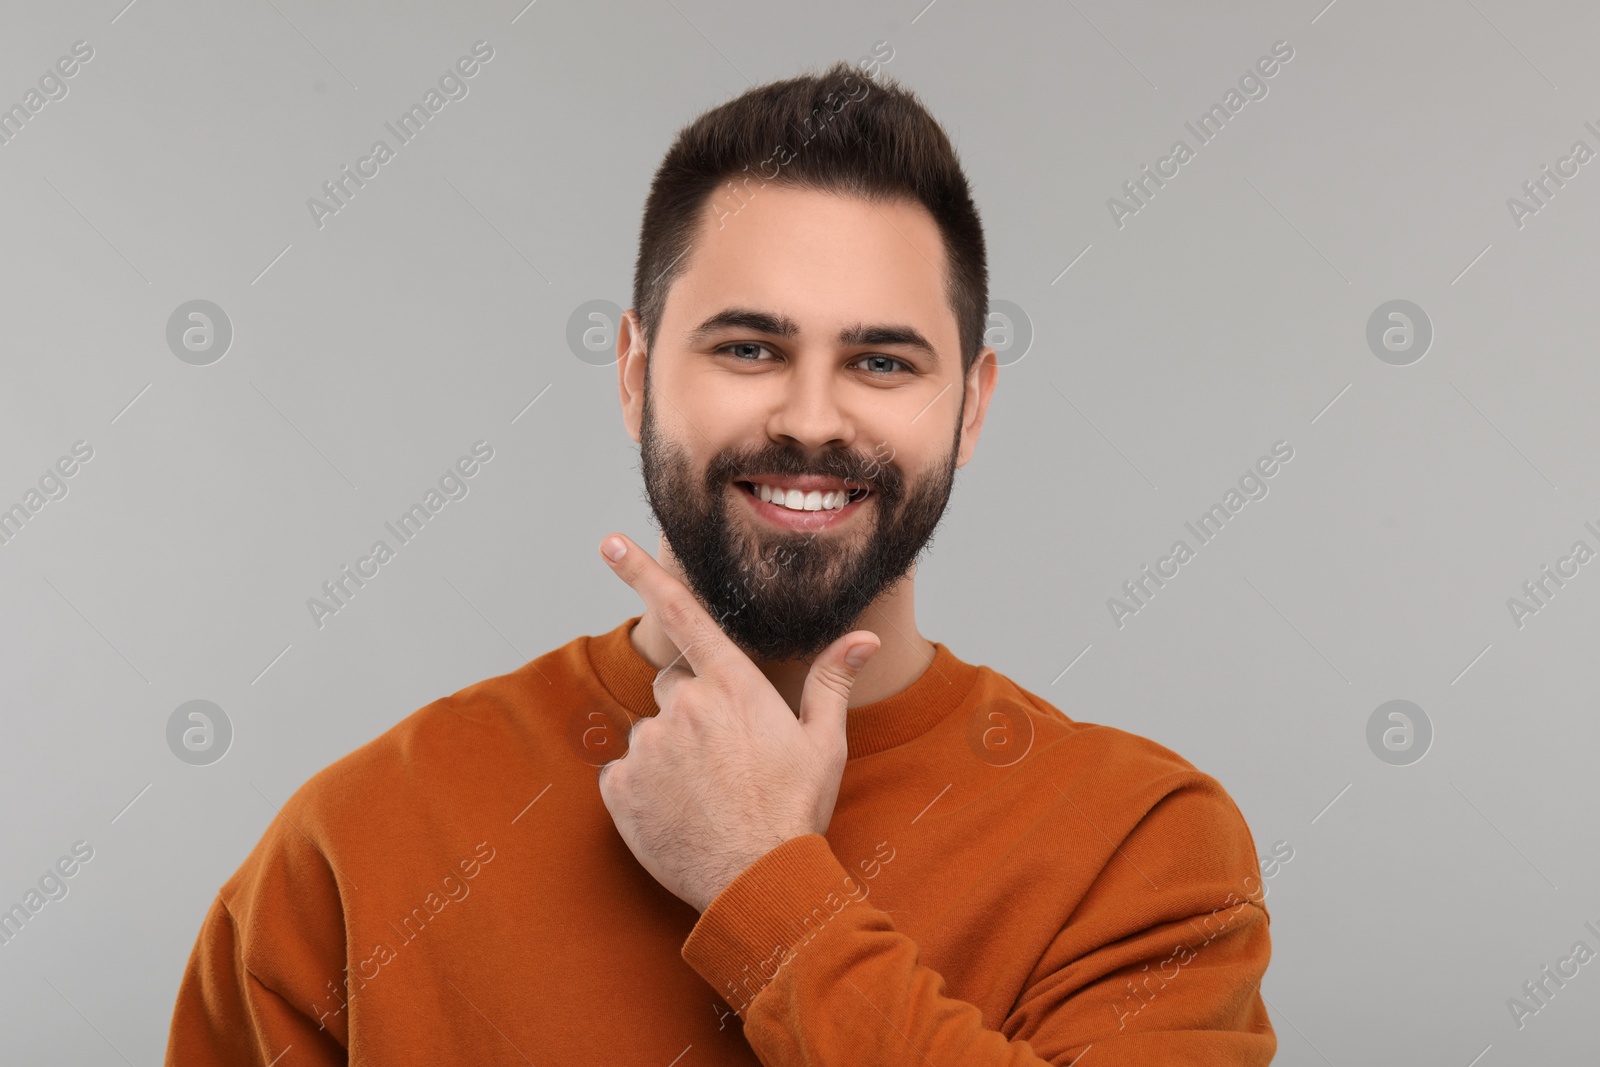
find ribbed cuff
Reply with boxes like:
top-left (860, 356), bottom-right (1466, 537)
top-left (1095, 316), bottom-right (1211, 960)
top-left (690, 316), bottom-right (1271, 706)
top-left (681, 833), bottom-right (863, 1012)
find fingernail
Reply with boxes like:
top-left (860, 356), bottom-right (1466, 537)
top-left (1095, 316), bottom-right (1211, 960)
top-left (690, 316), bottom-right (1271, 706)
top-left (601, 536), bottom-right (628, 562)
top-left (845, 643), bottom-right (876, 669)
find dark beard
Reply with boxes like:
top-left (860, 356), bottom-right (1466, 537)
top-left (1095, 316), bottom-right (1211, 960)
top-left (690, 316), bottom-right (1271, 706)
top-left (638, 388), bottom-right (961, 662)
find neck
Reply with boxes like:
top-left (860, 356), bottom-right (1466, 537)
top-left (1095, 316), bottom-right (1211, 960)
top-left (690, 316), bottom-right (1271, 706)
top-left (627, 532), bottom-right (936, 714)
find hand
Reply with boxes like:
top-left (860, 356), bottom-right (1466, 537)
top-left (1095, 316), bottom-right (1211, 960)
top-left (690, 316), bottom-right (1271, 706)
top-left (594, 532), bottom-right (881, 913)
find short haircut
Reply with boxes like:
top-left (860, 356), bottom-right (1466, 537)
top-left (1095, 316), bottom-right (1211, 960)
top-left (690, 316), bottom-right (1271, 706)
top-left (631, 59), bottom-right (989, 380)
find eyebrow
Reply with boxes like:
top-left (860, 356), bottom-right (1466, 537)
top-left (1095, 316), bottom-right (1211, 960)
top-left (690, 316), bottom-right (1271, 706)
top-left (686, 307), bottom-right (941, 365)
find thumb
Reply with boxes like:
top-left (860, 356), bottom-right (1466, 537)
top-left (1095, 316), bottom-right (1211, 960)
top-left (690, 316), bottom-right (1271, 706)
top-left (798, 630), bottom-right (881, 734)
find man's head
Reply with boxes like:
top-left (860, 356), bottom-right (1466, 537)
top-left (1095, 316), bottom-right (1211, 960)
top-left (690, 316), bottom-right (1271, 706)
top-left (617, 60), bottom-right (998, 662)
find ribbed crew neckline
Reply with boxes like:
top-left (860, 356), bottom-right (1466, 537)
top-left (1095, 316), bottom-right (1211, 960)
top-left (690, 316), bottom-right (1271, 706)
top-left (584, 615), bottom-right (980, 760)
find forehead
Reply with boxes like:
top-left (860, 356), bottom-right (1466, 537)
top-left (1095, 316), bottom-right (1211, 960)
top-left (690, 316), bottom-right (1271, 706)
top-left (663, 185), bottom-right (957, 353)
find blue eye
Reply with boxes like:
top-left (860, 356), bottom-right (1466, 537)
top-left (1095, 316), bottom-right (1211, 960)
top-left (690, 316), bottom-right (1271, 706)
top-left (715, 344), bottom-right (909, 375)
top-left (719, 343), bottom-right (773, 361)
top-left (855, 354), bottom-right (907, 374)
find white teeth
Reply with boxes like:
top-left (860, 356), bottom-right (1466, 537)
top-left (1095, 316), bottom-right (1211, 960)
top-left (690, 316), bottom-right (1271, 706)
top-left (750, 482), bottom-right (854, 512)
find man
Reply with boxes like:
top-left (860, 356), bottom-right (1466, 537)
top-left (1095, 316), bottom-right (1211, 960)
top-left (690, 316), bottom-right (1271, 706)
top-left (165, 59), bottom-right (1276, 1065)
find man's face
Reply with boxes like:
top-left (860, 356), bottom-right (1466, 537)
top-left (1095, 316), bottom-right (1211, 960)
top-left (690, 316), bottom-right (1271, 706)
top-left (627, 185), bottom-right (985, 662)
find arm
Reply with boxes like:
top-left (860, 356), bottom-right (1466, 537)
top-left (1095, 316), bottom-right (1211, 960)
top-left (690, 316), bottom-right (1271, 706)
top-left (680, 783), bottom-right (1275, 1065)
top-left (164, 810), bottom-right (351, 1066)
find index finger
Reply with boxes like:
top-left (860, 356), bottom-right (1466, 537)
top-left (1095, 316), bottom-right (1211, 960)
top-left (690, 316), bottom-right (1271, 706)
top-left (599, 533), bottom-right (743, 680)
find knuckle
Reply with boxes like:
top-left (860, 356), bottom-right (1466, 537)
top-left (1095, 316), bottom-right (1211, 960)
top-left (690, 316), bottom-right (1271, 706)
top-left (661, 594), bottom-right (701, 634)
top-left (814, 663), bottom-right (853, 694)
top-left (701, 670), bottom-right (736, 701)
top-left (679, 684), bottom-right (714, 716)
top-left (664, 679), bottom-right (718, 722)
top-left (626, 716), bottom-right (652, 745)
top-left (652, 663), bottom-right (692, 701)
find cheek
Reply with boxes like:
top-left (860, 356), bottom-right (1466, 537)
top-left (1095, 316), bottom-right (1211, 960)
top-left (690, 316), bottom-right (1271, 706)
top-left (889, 439), bottom-right (950, 483)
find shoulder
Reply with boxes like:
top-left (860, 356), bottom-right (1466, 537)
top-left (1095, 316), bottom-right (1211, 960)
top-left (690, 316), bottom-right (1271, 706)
top-left (967, 664), bottom-right (1212, 794)
top-left (316, 630), bottom-right (597, 786)
top-left (962, 664), bottom-right (1267, 912)
top-left (219, 631), bottom-right (595, 907)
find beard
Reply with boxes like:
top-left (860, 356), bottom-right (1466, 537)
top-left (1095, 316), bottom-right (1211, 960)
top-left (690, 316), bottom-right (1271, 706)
top-left (638, 386), bottom-right (962, 662)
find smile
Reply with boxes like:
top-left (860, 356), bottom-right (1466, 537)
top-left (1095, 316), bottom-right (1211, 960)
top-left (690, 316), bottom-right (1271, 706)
top-left (733, 480), bottom-right (872, 530)
top-left (740, 480), bottom-right (867, 512)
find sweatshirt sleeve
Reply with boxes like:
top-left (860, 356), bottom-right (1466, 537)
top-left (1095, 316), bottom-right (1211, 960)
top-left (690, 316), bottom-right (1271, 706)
top-left (164, 803), bottom-right (353, 1066)
top-left (679, 777), bottom-right (1275, 1065)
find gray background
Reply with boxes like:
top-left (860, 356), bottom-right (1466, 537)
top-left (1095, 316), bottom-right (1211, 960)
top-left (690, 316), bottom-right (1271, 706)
top-left (1, 0), bottom-right (1594, 1062)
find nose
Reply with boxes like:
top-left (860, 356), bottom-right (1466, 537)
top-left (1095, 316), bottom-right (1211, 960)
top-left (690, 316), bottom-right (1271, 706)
top-left (765, 356), bottom-right (853, 453)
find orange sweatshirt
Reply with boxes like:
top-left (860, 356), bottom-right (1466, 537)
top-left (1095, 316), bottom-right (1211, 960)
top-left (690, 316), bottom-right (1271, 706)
top-left (165, 616), bottom-right (1275, 1065)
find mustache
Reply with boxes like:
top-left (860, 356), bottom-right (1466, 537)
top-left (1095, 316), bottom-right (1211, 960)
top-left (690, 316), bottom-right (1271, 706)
top-left (704, 445), bottom-right (901, 495)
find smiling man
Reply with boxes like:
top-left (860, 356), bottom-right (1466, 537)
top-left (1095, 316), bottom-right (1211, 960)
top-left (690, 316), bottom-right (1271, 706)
top-left (166, 60), bottom-right (1275, 1065)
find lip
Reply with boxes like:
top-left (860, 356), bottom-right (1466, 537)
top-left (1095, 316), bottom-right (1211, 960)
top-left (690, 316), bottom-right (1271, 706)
top-left (738, 473), bottom-right (866, 494)
top-left (733, 481), bottom-right (870, 532)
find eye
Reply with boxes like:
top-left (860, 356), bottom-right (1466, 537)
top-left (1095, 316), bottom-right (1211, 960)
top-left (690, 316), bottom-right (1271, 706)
top-left (716, 342), bottom-right (776, 362)
top-left (853, 354), bottom-right (909, 375)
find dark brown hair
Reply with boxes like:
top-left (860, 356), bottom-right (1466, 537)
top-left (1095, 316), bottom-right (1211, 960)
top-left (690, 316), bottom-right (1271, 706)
top-left (631, 58), bottom-right (988, 380)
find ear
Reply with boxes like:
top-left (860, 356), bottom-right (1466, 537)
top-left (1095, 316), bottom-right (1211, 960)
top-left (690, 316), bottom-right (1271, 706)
top-left (956, 347), bottom-right (999, 469)
top-left (618, 309), bottom-right (649, 444)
